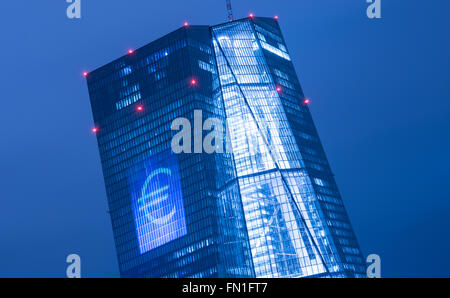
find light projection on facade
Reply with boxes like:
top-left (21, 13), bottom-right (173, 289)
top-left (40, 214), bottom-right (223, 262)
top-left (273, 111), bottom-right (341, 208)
top-left (129, 151), bottom-right (187, 254)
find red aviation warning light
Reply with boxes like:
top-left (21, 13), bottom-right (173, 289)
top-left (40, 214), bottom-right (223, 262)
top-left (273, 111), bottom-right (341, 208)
top-left (303, 98), bottom-right (311, 104)
top-left (136, 105), bottom-right (144, 112)
top-left (83, 72), bottom-right (88, 77)
top-left (274, 15), bottom-right (279, 20)
top-left (92, 127), bottom-right (98, 133)
top-left (190, 79), bottom-right (197, 86)
top-left (249, 13), bottom-right (254, 18)
top-left (184, 22), bottom-right (189, 27)
top-left (128, 49), bottom-right (134, 54)
top-left (276, 86), bottom-right (282, 93)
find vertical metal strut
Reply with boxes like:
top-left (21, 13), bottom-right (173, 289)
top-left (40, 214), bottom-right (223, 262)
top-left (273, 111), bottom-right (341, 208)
top-left (226, 0), bottom-right (234, 22)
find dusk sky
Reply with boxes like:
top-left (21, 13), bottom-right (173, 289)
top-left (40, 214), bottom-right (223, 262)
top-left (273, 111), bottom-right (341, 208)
top-left (0, 1), bottom-right (449, 277)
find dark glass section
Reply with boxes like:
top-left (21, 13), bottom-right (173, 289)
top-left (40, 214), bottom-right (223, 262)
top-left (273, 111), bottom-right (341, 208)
top-left (87, 26), bottom-right (253, 278)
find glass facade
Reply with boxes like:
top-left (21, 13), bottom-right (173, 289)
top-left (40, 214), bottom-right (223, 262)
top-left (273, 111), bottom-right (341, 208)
top-left (86, 17), bottom-right (365, 278)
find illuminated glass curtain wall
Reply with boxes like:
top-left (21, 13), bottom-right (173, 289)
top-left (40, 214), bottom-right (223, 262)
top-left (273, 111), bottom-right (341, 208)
top-left (211, 18), bottom-right (365, 278)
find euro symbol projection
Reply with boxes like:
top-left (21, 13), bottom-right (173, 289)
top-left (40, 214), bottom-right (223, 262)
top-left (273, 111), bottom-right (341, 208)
top-left (137, 168), bottom-right (176, 226)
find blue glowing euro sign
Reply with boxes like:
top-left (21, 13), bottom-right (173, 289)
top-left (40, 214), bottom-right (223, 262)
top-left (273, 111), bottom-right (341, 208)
top-left (130, 151), bottom-right (187, 254)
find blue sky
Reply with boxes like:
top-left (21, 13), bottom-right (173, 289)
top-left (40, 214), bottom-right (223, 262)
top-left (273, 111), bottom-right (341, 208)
top-left (0, 0), bottom-right (449, 277)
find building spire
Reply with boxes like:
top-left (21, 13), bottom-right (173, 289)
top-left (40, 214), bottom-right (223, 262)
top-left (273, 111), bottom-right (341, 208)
top-left (225, 0), bottom-right (234, 22)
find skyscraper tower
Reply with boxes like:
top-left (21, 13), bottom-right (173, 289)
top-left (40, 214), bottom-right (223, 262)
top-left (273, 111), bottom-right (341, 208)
top-left (86, 16), bottom-right (365, 278)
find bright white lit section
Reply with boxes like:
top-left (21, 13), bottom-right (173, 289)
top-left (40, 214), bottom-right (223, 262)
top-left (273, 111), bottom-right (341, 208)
top-left (121, 66), bottom-right (132, 77)
top-left (198, 60), bottom-right (216, 73)
top-left (212, 20), bottom-right (330, 278)
top-left (116, 83), bottom-right (142, 110)
top-left (260, 41), bottom-right (291, 61)
top-left (116, 93), bottom-right (141, 110)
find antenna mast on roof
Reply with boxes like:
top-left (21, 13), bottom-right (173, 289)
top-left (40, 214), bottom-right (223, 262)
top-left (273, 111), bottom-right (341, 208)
top-left (225, 0), bottom-right (234, 22)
